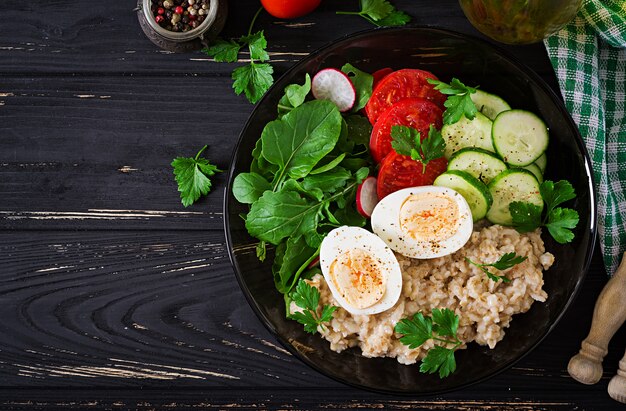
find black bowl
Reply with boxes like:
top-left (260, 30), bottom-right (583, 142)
top-left (224, 27), bottom-right (596, 394)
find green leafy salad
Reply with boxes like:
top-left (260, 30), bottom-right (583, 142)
top-left (229, 64), bottom-right (580, 379)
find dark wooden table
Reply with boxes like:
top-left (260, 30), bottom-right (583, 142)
top-left (1, 0), bottom-right (625, 409)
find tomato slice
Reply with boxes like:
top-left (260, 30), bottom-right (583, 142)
top-left (369, 98), bottom-right (443, 163)
top-left (365, 69), bottom-right (446, 124)
top-left (376, 152), bottom-right (448, 199)
top-left (372, 68), bottom-right (394, 88)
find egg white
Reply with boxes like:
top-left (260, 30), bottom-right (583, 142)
top-left (370, 186), bottom-right (473, 259)
top-left (319, 226), bottom-right (402, 315)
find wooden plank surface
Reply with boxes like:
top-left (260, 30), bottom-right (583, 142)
top-left (1, 0), bottom-right (624, 409)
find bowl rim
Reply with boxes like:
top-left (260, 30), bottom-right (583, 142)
top-left (223, 25), bottom-right (598, 395)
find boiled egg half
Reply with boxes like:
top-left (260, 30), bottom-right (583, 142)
top-left (319, 226), bottom-right (402, 315)
top-left (371, 186), bottom-right (473, 259)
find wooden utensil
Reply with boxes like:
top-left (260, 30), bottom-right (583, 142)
top-left (568, 251), bottom-right (626, 403)
top-left (608, 349), bottom-right (626, 403)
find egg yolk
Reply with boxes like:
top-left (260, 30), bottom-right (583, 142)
top-left (399, 193), bottom-right (460, 242)
top-left (329, 248), bottom-right (386, 310)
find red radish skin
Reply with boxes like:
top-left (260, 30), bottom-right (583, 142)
top-left (312, 68), bottom-right (356, 112)
top-left (356, 176), bottom-right (379, 218)
top-left (307, 256), bottom-right (320, 269)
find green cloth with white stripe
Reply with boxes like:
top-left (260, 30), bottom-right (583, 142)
top-left (544, 0), bottom-right (626, 275)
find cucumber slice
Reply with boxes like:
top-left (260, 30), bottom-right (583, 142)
top-left (486, 169), bottom-right (544, 225)
top-left (492, 110), bottom-right (549, 166)
top-left (534, 152), bottom-right (547, 173)
top-left (434, 170), bottom-right (493, 222)
top-left (448, 147), bottom-right (508, 185)
top-left (521, 163), bottom-right (543, 183)
top-left (471, 90), bottom-right (511, 121)
top-left (442, 112), bottom-right (494, 159)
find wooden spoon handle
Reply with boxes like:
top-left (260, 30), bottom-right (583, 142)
top-left (568, 252), bottom-right (626, 385)
top-left (608, 349), bottom-right (626, 403)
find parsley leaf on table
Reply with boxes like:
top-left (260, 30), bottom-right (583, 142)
top-left (202, 8), bottom-right (274, 104)
top-left (289, 280), bottom-right (337, 334)
top-left (466, 252), bottom-right (527, 283)
top-left (171, 145), bottom-right (221, 207)
top-left (394, 308), bottom-right (462, 378)
top-left (427, 78), bottom-right (478, 125)
top-left (336, 0), bottom-right (411, 27)
top-left (232, 62), bottom-right (274, 105)
top-left (510, 180), bottom-right (579, 244)
top-left (390, 124), bottom-right (446, 173)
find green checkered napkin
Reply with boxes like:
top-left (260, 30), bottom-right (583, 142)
top-left (544, 0), bottom-right (626, 275)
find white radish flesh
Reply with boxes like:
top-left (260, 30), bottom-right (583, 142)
top-left (356, 177), bottom-right (379, 218)
top-left (312, 68), bottom-right (356, 112)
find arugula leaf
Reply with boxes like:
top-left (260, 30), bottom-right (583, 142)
top-left (232, 172), bottom-right (271, 204)
top-left (309, 153), bottom-right (346, 175)
top-left (272, 236), bottom-right (316, 294)
top-left (289, 280), bottom-right (337, 334)
top-left (336, 0), bottom-right (411, 27)
top-left (245, 189), bottom-right (321, 245)
top-left (203, 39), bottom-right (241, 63)
top-left (341, 63), bottom-right (374, 112)
top-left (232, 62), bottom-right (274, 104)
top-left (395, 308), bottom-right (462, 379)
top-left (428, 78), bottom-right (478, 125)
top-left (540, 180), bottom-right (576, 215)
top-left (395, 313), bottom-right (432, 349)
top-left (390, 125), bottom-right (445, 173)
top-left (262, 100), bottom-right (343, 187)
top-left (466, 252), bottom-right (526, 283)
top-left (420, 346), bottom-right (457, 378)
top-left (510, 201), bottom-right (543, 233)
top-left (171, 145), bottom-right (221, 207)
top-left (546, 208), bottom-right (579, 244)
top-left (256, 241), bottom-right (267, 262)
top-left (345, 114), bottom-right (373, 146)
top-left (286, 74), bottom-right (311, 107)
top-left (302, 167), bottom-right (352, 194)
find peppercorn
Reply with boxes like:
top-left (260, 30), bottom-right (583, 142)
top-left (151, 0), bottom-right (209, 31)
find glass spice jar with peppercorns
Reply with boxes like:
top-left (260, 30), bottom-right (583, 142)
top-left (137, 0), bottom-right (227, 52)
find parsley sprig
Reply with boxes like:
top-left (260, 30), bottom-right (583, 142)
top-left (427, 78), bottom-right (478, 125)
top-left (395, 309), bottom-right (462, 378)
top-left (203, 7), bottom-right (273, 104)
top-left (336, 0), bottom-right (411, 27)
top-left (510, 180), bottom-right (579, 244)
top-left (171, 145), bottom-right (222, 207)
top-left (289, 280), bottom-right (337, 334)
top-left (390, 124), bottom-right (446, 173)
top-left (466, 252), bottom-right (527, 283)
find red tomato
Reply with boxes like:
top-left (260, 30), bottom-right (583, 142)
top-left (260, 0), bottom-right (321, 19)
top-left (365, 69), bottom-right (447, 124)
top-left (369, 98), bottom-right (443, 163)
top-left (376, 152), bottom-right (448, 199)
top-left (372, 67), bottom-right (394, 88)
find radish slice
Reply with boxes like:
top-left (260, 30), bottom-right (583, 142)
top-left (307, 256), bottom-right (320, 270)
top-left (312, 68), bottom-right (356, 112)
top-left (356, 177), bottom-right (379, 218)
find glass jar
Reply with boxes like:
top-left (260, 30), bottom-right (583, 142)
top-left (137, 0), bottom-right (227, 52)
top-left (459, 0), bottom-right (582, 45)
